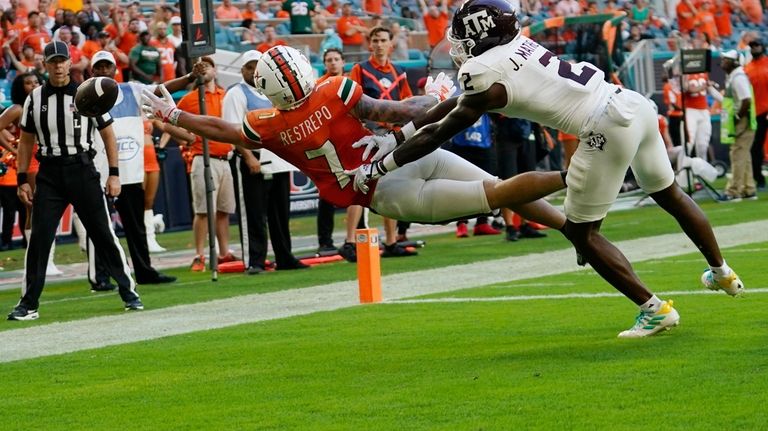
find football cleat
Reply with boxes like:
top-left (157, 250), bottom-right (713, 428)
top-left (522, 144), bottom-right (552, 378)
top-left (701, 269), bottom-right (744, 296)
top-left (617, 300), bottom-right (680, 338)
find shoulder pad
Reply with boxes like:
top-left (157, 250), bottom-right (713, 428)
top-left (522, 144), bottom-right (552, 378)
top-left (457, 60), bottom-right (501, 95)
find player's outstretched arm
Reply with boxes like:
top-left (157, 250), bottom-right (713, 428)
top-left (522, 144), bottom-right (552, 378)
top-left (391, 83), bottom-right (507, 167)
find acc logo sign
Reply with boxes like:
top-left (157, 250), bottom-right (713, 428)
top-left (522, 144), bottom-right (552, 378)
top-left (462, 10), bottom-right (496, 39)
top-left (116, 137), bottom-right (141, 162)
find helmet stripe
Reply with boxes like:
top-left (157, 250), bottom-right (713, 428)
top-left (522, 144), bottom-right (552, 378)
top-left (269, 49), bottom-right (306, 103)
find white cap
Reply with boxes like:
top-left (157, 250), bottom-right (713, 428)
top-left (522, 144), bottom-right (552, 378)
top-left (240, 50), bottom-right (262, 66)
top-left (721, 50), bottom-right (740, 62)
top-left (91, 50), bottom-right (116, 67)
top-left (170, 16), bottom-right (182, 25)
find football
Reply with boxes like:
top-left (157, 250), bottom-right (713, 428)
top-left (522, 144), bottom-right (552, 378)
top-left (75, 77), bottom-right (119, 117)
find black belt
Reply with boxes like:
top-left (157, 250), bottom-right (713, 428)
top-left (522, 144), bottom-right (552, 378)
top-left (39, 151), bottom-right (94, 165)
top-left (194, 154), bottom-right (230, 161)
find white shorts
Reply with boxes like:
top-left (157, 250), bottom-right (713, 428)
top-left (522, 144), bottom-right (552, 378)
top-left (370, 149), bottom-right (494, 223)
top-left (190, 156), bottom-right (236, 215)
top-left (565, 89), bottom-right (675, 223)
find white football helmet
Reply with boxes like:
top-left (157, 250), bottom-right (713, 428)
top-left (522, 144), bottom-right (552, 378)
top-left (254, 46), bottom-right (315, 110)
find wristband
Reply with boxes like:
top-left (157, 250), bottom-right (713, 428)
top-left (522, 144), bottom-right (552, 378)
top-left (401, 122), bottom-right (416, 140)
top-left (381, 152), bottom-right (399, 172)
top-left (17, 172), bottom-right (28, 184)
top-left (169, 109), bottom-right (182, 126)
top-left (109, 167), bottom-right (120, 176)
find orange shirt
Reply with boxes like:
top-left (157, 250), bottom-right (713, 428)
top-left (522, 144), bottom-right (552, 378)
top-left (336, 15), bottom-right (366, 46)
top-left (695, 11), bottom-right (718, 40)
top-left (150, 38), bottom-right (177, 81)
top-left (365, 0), bottom-right (383, 15)
top-left (19, 27), bottom-right (51, 54)
top-left (81, 39), bottom-right (101, 60)
top-left (423, 12), bottom-right (449, 47)
top-left (242, 10), bottom-right (255, 20)
top-left (745, 56), bottom-right (768, 115)
top-left (663, 81), bottom-right (683, 117)
top-left (712, 1), bottom-right (732, 37)
top-left (117, 30), bottom-right (139, 59)
top-left (256, 39), bottom-right (286, 53)
top-left (741, 0), bottom-right (763, 24)
top-left (216, 5), bottom-right (243, 20)
top-left (683, 73), bottom-right (709, 110)
top-left (676, 2), bottom-right (697, 34)
top-left (177, 86), bottom-right (233, 157)
top-left (0, 152), bottom-right (17, 187)
top-left (240, 76), bottom-right (374, 208)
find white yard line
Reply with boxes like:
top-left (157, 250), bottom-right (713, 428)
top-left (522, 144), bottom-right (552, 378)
top-left (1, 220), bottom-right (766, 363)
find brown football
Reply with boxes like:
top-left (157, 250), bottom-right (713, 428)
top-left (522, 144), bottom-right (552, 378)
top-left (74, 77), bottom-right (119, 117)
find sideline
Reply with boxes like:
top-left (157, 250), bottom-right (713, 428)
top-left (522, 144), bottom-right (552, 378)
top-left (1, 220), bottom-right (766, 363)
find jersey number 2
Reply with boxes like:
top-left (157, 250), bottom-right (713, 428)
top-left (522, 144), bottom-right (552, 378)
top-left (305, 140), bottom-right (350, 189)
top-left (538, 51), bottom-right (598, 86)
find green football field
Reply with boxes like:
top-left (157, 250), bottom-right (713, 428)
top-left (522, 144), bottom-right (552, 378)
top-left (0, 193), bottom-right (766, 430)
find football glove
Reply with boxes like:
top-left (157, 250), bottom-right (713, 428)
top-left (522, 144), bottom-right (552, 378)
top-left (352, 133), bottom-right (398, 161)
top-left (141, 86), bottom-right (181, 125)
top-left (424, 72), bottom-right (457, 102)
top-left (344, 160), bottom-right (389, 194)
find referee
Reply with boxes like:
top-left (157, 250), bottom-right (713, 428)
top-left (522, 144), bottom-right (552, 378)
top-left (8, 41), bottom-right (142, 321)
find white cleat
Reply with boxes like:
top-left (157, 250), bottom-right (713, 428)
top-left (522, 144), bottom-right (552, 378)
top-left (46, 262), bottom-right (63, 276)
top-left (618, 300), bottom-right (680, 338)
top-left (701, 270), bottom-right (744, 296)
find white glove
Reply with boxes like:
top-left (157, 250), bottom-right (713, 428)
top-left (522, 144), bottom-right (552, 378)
top-left (343, 160), bottom-right (389, 194)
top-left (352, 133), bottom-right (398, 161)
top-left (141, 86), bottom-right (181, 124)
top-left (424, 72), bottom-right (457, 102)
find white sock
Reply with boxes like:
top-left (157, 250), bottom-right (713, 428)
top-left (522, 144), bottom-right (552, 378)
top-left (640, 295), bottom-right (662, 313)
top-left (709, 261), bottom-right (732, 279)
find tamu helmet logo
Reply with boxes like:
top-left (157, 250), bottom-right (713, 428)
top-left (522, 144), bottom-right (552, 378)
top-left (462, 10), bottom-right (496, 39)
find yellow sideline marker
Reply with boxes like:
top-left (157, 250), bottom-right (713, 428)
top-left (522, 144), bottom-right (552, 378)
top-left (355, 228), bottom-right (382, 303)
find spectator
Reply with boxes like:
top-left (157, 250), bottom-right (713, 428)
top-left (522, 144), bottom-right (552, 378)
top-left (58, 26), bottom-right (88, 83)
top-left (150, 21), bottom-right (176, 81)
top-left (390, 22), bottom-right (410, 61)
top-left (176, 58), bottom-right (236, 271)
top-left (522, 0), bottom-right (542, 16)
top-left (216, 0), bottom-right (243, 20)
top-left (348, 26), bottom-right (417, 258)
top-left (662, 66), bottom-right (685, 148)
top-left (129, 30), bottom-right (160, 84)
top-left (554, 0), bottom-right (582, 17)
top-left (53, 9), bottom-right (85, 48)
top-left (712, 0), bottom-right (734, 39)
top-left (19, 11), bottom-right (51, 55)
top-left (630, 0), bottom-right (651, 28)
top-left (320, 27), bottom-right (343, 52)
top-left (709, 50), bottom-right (757, 200)
top-left (419, 0), bottom-right (449, 48)
top-left (256, 25), bottom-right (286, 53)
top-left (744, 39), bottom-right (767, 190)
top-left (38, 0), bottom-right (56, 30)
top-left (167, 16), bottom-right (183, 48)
top-left (365, 0), bottom-right (390, 16)
top-left (241, 19), bottom-right (265, 46)
top-left (336, 2), bottom-right (367, 52)
top-left (326, 0), bottom-right (343, 16)
top-left (695, 1), bottom-right (719, 43)
top-left (282, 0), bottom-right (315, 34)
top-left (676, 0), bottom-right (698, 34)
top-left (242, 1), bottom-right (257, 20)
top-left (740, 0), bottom-right (763, 25)
top-left (223, 50), bottom-right (308, 274)
top-left (255, 1), bottom-right (275, 19)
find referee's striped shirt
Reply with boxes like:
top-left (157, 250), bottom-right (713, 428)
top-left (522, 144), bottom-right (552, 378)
top-left (20, 81), bottom-right (113, 158)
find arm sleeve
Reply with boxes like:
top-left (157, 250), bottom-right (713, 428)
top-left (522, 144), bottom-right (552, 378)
top-left (19, 93), bottom-right (35, 133)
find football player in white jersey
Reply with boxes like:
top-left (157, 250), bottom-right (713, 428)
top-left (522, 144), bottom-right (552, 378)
top-left (349, 0), bottom-right (745, 338)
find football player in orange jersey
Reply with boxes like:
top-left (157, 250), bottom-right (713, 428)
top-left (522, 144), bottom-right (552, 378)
top-left (142, 46), bottom-right (567, 240)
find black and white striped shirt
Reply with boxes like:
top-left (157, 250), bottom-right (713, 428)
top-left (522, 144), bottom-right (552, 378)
top-left (19, 81), bottom-right (113, 158)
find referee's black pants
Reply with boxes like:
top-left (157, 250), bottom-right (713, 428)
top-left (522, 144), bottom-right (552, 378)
top-left (89, 183), bottom-right (159, 285)
top-left (235, 158), bottom-right (297, 269)
top-left (316, 198), bottom-right (336, 249)
top-left (20, 157), bottom-right (139, 310)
